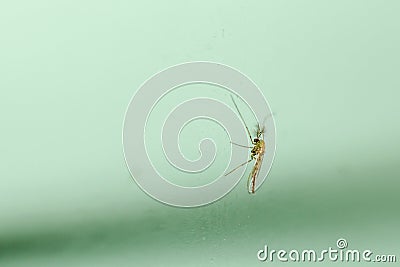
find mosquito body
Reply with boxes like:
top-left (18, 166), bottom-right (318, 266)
top-left (248, 134), bottom-right (265, 193)
top-left (225, 95), bottom-right (266, 194)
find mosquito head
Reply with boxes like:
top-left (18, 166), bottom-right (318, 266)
top-left (253, 138), bottom-right (259, 143)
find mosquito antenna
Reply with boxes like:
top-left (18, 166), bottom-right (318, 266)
top-left (259, 112), bottom-right (275, 137)
top-left (230, 95), bottom-right (253, 144)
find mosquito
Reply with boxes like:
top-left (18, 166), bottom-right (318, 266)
top-left (225, 95), bottom-right (266, 194)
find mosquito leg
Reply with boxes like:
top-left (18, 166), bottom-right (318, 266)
top-left (230, 141), bottom-right (252, 148)
top-left (224, 158), bottom-right (253, 176)
top-left (230, 95), bottom-right (255, 144)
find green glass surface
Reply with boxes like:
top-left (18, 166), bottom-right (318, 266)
top-left (0, 1), bottom-right (399, 266)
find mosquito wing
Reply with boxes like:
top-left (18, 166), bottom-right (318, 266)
top-left (247, 152), bottom-right (265, 193)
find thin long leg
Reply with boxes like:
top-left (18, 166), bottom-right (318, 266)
top-left (224, 158), bottom-right (253, 176)
top-left (230, 95), bottom-right (254, 144)
top-left (230, 141), bottom-right (252, 148)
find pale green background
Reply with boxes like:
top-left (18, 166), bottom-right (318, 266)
top-left (0, 1), bottom-right (399, 266)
